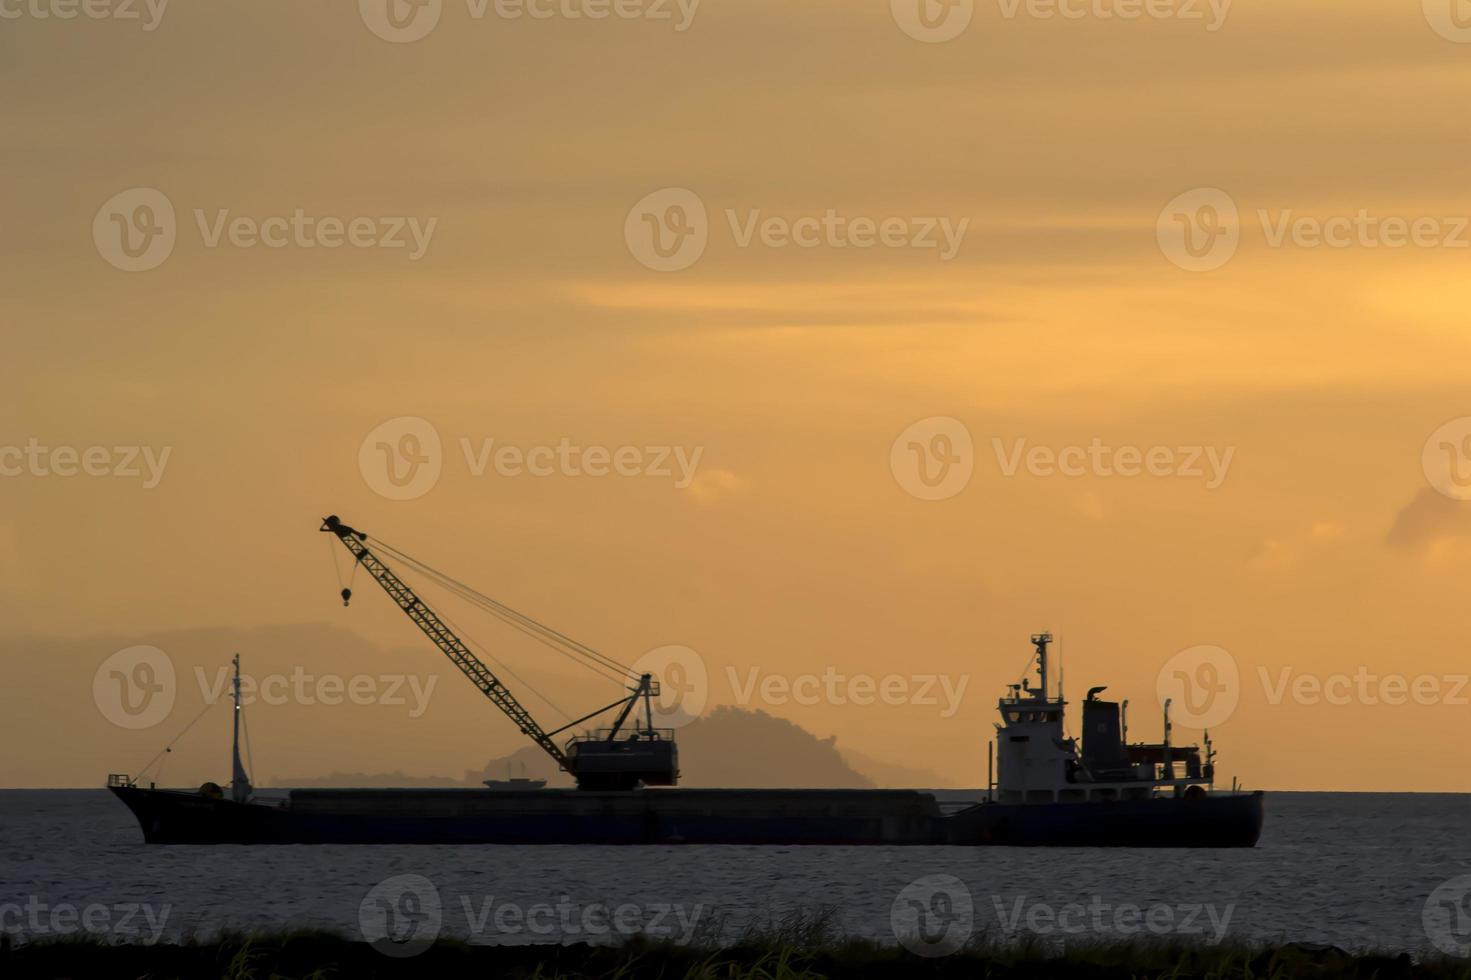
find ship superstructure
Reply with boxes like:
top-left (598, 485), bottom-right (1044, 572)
top-left (992, 633), bottom-right (1216, 805)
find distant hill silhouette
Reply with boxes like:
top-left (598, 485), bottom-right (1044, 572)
top-left (678, 706), bottom-right (871, 787)
top-left (286, 707), bottom-right (947, 789)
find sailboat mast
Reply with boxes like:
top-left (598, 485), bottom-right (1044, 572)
top-left (231, 654), bottom-right (252, 803)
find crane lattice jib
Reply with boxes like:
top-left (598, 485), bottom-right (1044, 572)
top-left (322, 516), bottom-right (569, 768)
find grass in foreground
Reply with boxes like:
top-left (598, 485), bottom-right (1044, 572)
top-left (2, 913), bottom-right (1468, 980)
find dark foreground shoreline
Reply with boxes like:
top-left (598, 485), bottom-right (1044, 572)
top-left (2, 930), bottom-right (1468, 980)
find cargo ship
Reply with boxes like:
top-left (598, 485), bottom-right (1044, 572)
top-left (107, 517), bottom-right (1263, 847)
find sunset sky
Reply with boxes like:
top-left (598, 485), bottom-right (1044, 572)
top-left (3, 0), bottom-right (1470, 791)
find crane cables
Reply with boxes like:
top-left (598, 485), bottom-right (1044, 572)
top-left (332, 534), bottom-right (578, 723)
top-left (366, 536), bottom-right (643, 691)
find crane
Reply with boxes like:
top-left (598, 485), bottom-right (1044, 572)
top-left (321, 515), bottom-right (678, 790)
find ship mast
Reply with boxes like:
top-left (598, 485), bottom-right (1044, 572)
top-left (1031, 632), bottom-right (1053, 700)
top-left (230, 654), bottom-right (252, 803)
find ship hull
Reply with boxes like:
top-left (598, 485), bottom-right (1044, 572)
top-left (945, 791), bottom-right (1264, 847)
top-left (109, 786), bottom-right (1263, 847)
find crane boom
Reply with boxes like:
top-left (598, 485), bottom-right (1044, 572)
top-left (321, 515), bottom-right (569, 769)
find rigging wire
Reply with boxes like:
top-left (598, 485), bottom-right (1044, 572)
top-left (369, 536), bottom-right (640, 687)
top-left (367, 545), bottom-right (584, 721)
top-left (134, 697), bottom-right (220, 784)
top-left (370, 536), bottom-right (632, 674)
top-left (404, 571), bottom-right (577, 723)
top-left (376, 541), bottom-right (637, 685)
top-left (326, 535), bottom-right (357, 590)
top-left (240, 696), bottom-right (256, 785)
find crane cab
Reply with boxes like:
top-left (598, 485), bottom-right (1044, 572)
top-left (564, 731), bottom-right (679, 790)
top-left (562, 673), bottom-right (679, 790)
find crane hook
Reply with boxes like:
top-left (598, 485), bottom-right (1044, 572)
top-left (340, 588), bottom-right (352, 607)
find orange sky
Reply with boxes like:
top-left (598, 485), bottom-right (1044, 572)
top-left (3, 0), bottom-right (1470, 791)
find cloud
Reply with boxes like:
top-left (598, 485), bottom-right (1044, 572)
top-left (684, 469), bottom-right (749, 505)
top-left (1248, 520), bottom-right (1351, 569)
top-left (1386, 488), bottom-right (1471, 552)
